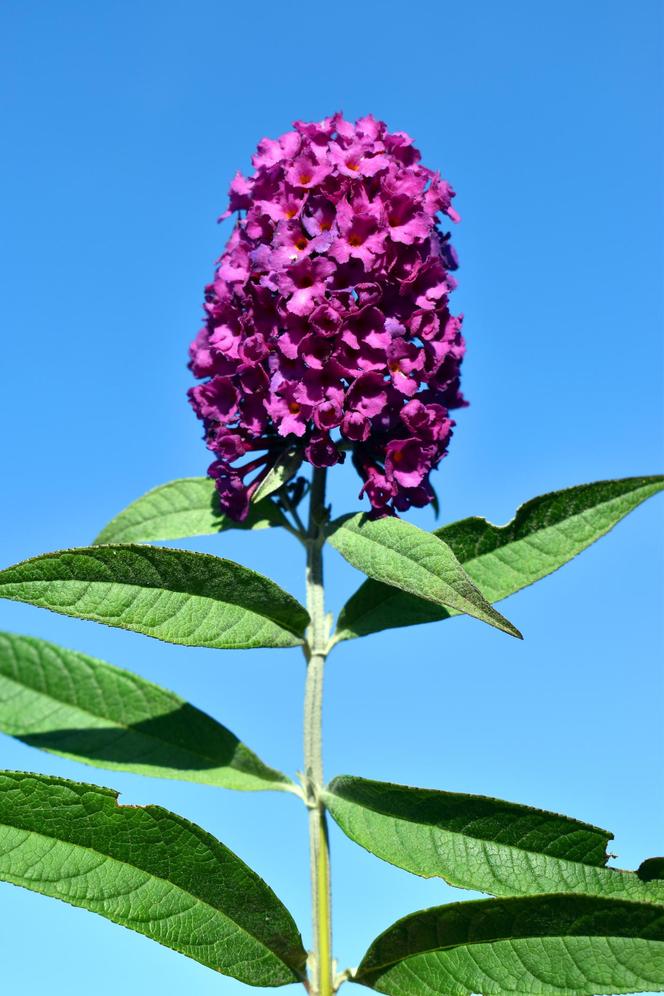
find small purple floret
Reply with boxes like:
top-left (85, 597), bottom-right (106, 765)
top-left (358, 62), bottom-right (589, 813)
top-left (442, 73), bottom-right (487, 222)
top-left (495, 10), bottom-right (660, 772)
top-left (188, 112), bottom-right (466, 519)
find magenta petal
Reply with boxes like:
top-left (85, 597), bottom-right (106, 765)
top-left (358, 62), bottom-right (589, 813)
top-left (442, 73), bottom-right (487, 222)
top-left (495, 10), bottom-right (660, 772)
top-left (346, 372), bottom-right (389, 418)
top-left (341, 410), bottom-right (370, 441)
top-left (314, 400), bottom-right (343, 431)
top-left (385, 437), bottom-right (429, 487)
top-left (287, 285), bottom-right (319, 316)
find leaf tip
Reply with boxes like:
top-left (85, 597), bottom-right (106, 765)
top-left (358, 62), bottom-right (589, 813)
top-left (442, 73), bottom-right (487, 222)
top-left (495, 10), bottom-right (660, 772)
top-left (491, 610), bottom-right (523, 640)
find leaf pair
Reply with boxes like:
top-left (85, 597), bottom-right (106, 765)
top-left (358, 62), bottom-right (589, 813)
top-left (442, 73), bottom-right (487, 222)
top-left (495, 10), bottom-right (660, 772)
top-left (103, 479), bottom-right (529, 646)
top-left (333, 474), bottom-right (664, 641)
top-left (2, 768), bottom-right (663, 994)
top-left (4, 476), bottom-right (660, 652)
top-left (328, 514), bottom-right (522, 640)
top-left (326, 776), bottom-right (664, 994)
top-left (0, 510), bottom-right (521, 650)
top-left (97, 475), bottom-right (526, 640)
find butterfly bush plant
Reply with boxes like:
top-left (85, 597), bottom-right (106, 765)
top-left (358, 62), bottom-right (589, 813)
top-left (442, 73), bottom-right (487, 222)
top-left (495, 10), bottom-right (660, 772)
top-left (0, 113), bottom-right (663, 996)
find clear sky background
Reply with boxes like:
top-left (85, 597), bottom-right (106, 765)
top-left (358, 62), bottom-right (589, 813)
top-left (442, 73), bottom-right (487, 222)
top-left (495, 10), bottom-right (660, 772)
top-left (1, 1), bottom-right (662, 994)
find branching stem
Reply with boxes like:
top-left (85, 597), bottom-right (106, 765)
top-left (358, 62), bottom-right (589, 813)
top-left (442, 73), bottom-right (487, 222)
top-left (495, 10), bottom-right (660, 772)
top-left (303, 467), bottom-right (333, 996)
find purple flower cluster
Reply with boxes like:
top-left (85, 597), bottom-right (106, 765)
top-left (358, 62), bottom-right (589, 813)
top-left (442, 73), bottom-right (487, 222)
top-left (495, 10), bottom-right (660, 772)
top-left (188, 113), bottom-right (466, 520)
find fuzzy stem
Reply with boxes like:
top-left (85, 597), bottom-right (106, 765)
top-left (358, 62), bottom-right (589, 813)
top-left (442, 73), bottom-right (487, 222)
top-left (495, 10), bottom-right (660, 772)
top-left (303, 467), bottom-right (333, 996)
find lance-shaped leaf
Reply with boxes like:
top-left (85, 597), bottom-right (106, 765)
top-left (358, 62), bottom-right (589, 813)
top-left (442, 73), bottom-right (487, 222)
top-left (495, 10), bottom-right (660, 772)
top-left (354, 895), bottom-right (664, 995)
top-left (252, 448), bottom-right (303, 504)
top-left (335, 475), bottom-right (664, 642)
top-left (0, 545), bottom-right (308, 649)
top-left (94, 477), bottom-right (288, 545)
top-left (0, 631), bottom-right (294, 792)
top-left (327, 514), bottom-right (522, 639)
top-left (0, 771), bottom-right (307, 986)
top-left (324, 777), bottom-right (664, 906)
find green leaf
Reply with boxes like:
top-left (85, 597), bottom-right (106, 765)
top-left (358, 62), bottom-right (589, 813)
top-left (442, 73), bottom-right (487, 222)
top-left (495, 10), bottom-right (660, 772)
top-left (0, 545), bottom-right (308, 649)
top-left (325, 776), bottom-right (664, 906)
top-left (93, 477), bottom-right (288, 545)
top-left (0, 631), bottom-right (294, 792)
top-left (0, 771), bottom-right (307, 985)
top-left (252, 447), bottom-right (303, 504)
top-left (354, 895), bottom-right (664, 995)
top-left (335, 475), bottom-right (664, 642)
top-left (327, 514), bottom-right (522, 640)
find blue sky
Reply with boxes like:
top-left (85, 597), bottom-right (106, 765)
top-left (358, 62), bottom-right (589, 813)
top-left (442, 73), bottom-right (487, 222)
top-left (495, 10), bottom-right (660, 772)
top-left (1, 1), bottom-right (662, 993)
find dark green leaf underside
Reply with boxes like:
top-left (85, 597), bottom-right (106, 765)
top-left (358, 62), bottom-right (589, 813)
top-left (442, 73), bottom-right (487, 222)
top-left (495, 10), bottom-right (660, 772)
top-left (0, 544), bottom-right (308, 649)
top-left (0, 631), bottom-right (293, 791)
top-left (335, 475), bottom-right (664, 641)
top-left (355, 894), bottom-right (664, 995)
top-left (93, 477), bottom-right (287, 545)
top-left (325, 776), bottom-right (664, 906)
top-left (0, 771), bottom-right (307, 985)
top-left (328, 514), bottom-right (522, 639)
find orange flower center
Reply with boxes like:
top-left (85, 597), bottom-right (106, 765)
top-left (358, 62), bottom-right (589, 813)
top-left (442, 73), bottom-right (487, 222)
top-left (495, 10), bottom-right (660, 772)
top-left (288, 401), bottom-right (301, 414)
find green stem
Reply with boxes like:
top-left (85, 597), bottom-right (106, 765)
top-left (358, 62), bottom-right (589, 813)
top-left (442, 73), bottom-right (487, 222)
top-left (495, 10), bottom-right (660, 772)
top-left (304, 467), bottom-right (333, 996)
